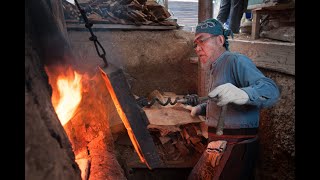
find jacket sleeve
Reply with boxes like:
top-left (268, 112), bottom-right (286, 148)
top-left (231, 55), bottom-right (280, 108)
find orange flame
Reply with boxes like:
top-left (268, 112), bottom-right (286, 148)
top-left (53, 70), bottom-right (83, 126)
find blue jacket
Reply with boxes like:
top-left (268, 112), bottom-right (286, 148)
top-left (201, 51), bottom-right (280, 129)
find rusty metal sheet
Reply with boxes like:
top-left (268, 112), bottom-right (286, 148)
top-left (99, 64), bottom-right (163, 169)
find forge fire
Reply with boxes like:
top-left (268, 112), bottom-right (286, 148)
top-left (50, 68), bottom-right (83, 126)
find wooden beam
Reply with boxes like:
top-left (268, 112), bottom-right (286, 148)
top-left (66, 23), bottom-right (177, 31)
top-left (229, 39), bottom-right (295, 75)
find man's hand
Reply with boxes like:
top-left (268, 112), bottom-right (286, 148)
top-left (208, 83), bottom-right (249, 106)
top-left (182, 104), bottom-right (202, 117)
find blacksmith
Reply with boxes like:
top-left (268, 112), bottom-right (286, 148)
top-left (185, 18), bottom-right (280, 179)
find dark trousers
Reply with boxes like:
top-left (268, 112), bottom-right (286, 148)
top-left (219, 139), bottom-right (259, 180)
top-left (217, 0), bottom-right (248, 33)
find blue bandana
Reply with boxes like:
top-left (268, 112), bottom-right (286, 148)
top-left (195, 18), bottom-right (233, 50)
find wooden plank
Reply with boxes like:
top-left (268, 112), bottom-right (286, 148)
top-left (144, 105), bottom-right (204, 126)
top-left (99, 64), bottom-right (164, 169)
top-left (247, 1), bottom-right (294, 10)
top-left (66, 23), bottom-right (177, 31)
top-left (229, 39), bottom-right (295, 75)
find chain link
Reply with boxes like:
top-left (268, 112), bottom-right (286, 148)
top-left (74, 0), bottom-right (108, 67)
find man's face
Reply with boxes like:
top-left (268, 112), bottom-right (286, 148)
top-left (194, 33), bottom-right (223, 64)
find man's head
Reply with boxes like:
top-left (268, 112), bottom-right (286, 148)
top-left (194, 18), bottom-right (232, 64)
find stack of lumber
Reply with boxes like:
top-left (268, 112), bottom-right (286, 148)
top-left (143, 90), bottom-right (208, 166)
top-left (62, 0), bottom-right (177, 26)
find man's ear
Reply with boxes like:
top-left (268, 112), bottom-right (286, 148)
top-left (217, 35), bottom-right (225, 46)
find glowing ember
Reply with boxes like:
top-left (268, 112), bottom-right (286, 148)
top-left (53, 70), bottom-right (83, 126)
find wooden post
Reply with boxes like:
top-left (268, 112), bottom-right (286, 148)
top-left (198, 0), bottom-right (213, 23)
top-left (251, 9), bottom-right (262, 40)
top-left (164, 0), bottom-right (168, 10)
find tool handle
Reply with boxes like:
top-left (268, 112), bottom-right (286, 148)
top-left (216, 105), bottom-right (227, 135)
top-left (177, 95), bottom-right (212, 106)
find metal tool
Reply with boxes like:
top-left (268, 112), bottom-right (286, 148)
top-left (136, 94), bottom-right (212, 108)
top-left (176, 95), bottom-right (212, 106)
top-left (204, 95), bottom-right (227, 136)
top-left (216, 105), bottom-right (227, 135)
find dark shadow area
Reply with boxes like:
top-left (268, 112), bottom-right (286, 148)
top-left (127, 167), bottom-right (193, 180)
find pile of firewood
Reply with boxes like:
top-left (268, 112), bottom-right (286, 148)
top-left (141, 90), bottom-right (208, 165)
top-left (62, 0), bottom-right (178, 26)
top-left (148, 122), bottom-right (208, 165)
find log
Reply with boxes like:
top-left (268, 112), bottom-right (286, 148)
top-left (75, 158), bottom-right (91, 180)
top-left (193, 142), bottom-right (206, 153)
top-left (192, 124), bottom-right (202, 136)
top-left (199, 121), bottom-right (208, 139)
top-left (87, 132), bottom-right (127, 180)
top-left (147, 124), bottom-right (181, 136)
top-left (175, 140), bottom-right (190, 157)
top-left (56, 69), bottom-right (127, 180)
top-left (182, 128), bottom-right (190, 141)
top-left (260, 26), bottom-right (295, 42)
top-left (189, 137), bottom-right (201, 144)
top-left (159, 136), bottom-right (171, 144)
top-left (145, 1), bottom-right (171, 20)
top-left (62, 0), bottom-right (177, 26)
top-left (143, 104), bottom-right (204, 126)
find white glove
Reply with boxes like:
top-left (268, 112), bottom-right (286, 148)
top-left (208, 83), bottom-right (249, 106)
top-left (182, 104), bottom-right (202, 117)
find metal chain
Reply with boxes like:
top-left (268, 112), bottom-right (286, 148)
top-left (74, 0), bottom-right (108, 67)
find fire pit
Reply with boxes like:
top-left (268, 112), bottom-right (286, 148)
top-left (45, 64), bottom-right (207, 179)
top-left (26, 0), bottom-right (202, 179)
